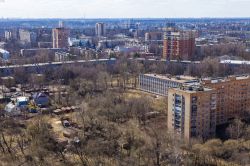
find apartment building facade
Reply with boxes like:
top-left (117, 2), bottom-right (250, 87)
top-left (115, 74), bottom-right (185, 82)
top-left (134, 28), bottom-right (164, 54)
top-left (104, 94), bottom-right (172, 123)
top-left (95, 23), bottom-right (106, 37)
top-left (52, 28), bottom-right (70, 49)
top-left (202, 75), bottom-right (250, 125)
top-left (163, 30), bottom-right (195, 61)
top-left (167, 75), bottom-right (250, 141)
top-left (168, 85), bottom-right (217, 142)
top-left (19, 29), bottom-right (37, 46)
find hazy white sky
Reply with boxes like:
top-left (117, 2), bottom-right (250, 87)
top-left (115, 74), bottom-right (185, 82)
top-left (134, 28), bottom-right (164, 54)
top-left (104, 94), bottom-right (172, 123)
top-left (0, 0), bottom-right (249, 18)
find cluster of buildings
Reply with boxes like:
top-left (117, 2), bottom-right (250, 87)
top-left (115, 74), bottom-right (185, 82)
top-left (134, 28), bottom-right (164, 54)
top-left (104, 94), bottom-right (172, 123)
top-left (143, 28), bottom-right (197, 61)
top-left (139, 74), bottom-right (250, 141)
top-left (0, 19), bottom-right (249, 64)
top-left (4, 92), bottom-right (49, 116)
top-left (1, 21), bottom-right (69, 58)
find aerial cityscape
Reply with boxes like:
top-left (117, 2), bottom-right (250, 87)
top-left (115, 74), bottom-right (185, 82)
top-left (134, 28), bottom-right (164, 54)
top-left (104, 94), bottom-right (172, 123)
top-left (0, 0), bottom-right (249, 166)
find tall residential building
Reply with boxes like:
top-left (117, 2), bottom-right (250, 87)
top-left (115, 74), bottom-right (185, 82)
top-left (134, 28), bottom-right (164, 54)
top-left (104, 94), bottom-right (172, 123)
top-left (95, 23), bottom-right (106, 37)
top-left (168, 85), bottom-right (217, 142)
top-left (52, 28), bottom-right (70, 49)
top-left (163, 30), bottom-right (195, 61)
top-left (19, 29), bottom-right (37, 46)
top-left (145, 32), bottom-right (163, 42)
top-left (202, 75), bottom-right (250, 125)
top-left (5, 29), bottom-right (18, 41)
top-left (167, 75), bottom-right (250, 141)
top-left (139, 74), bottom-right (198, 96)
top-left (5, 31), bottom-right (12, 41)
top-left (58, 21), bottom-right (64, 28)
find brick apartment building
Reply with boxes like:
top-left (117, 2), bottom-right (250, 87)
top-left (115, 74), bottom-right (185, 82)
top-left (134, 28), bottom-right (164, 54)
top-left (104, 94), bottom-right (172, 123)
top-left (163, 30), bottom-right (196, 61)
top-left (52, 28), bottom-right (70, 49)
top-left (167, 75), bottom-right (250, 141)
top-left (168, 85), bottom-right (217, 142)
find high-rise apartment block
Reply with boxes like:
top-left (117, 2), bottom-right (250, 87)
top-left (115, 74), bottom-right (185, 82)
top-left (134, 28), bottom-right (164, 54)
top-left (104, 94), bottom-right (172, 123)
top-left (95, 23), bottom-right (106, 37)
top-left (58, 21), bottom-right (64, 28)
top-left (168, 85), bottom-right (217, 142)
top-left (19, 29), bottom-right (37, 46)
top-left (5, 29), bottom-right (18, 41)
top-left (167, 75), bottom-right (250, 141)
top-left (202, 75), bottom-right (250, 125)
top-left (52, 28), bottom-right (70, 49)
top-left (5, 31), bottom-right (12, 41)
top-left (163, 30), bottom-right (195, 60)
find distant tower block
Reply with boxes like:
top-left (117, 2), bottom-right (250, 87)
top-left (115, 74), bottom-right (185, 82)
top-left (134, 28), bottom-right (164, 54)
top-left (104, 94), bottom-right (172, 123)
top-left (95, 23), bottom-right (106, 37)
top-left (52, 27), bottom-right (70, 49)
top-left (59, 21), bottom-right (64, 28)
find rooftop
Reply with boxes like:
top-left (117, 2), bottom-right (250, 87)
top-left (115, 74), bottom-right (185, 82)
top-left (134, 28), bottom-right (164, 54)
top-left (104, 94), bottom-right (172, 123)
top-left (202, 75), bottom-right (250, 84)
top-left (143, 74), bottom-right (198, 83)
top-left (175, 84), bottom-right (214, 93)
top-left (17, 96), bottom-right (29, 102)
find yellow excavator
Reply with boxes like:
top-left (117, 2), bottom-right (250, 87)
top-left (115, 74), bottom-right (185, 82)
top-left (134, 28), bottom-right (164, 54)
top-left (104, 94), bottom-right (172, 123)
top-left (28, 101), bottom-right (38, 113)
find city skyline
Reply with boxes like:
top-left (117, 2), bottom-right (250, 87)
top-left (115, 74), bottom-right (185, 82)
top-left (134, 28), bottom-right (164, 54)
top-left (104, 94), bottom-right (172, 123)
top-left (0, 0), bottom-right (249, 18)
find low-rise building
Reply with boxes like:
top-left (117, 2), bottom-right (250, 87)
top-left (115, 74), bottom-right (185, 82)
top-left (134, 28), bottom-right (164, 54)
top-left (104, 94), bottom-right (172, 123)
top-left (20, 48), bottom-right (65, 57)
top-left (139, 74), bottom-right (198, 96)
top-left (38, 42), bottom-right (53, 48)
top-left (55, 52), bottom-right (78, 62)
top-left (0, 49), bottom-right (10, 60)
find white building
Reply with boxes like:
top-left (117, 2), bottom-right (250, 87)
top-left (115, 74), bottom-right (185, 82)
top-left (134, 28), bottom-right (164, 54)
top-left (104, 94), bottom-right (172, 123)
top-left (139, 74), bottom-right (198, 96)
top-left (0, 49), bottom-right (10, 60)
top-left (19, 29), bottom-right (37, 45)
